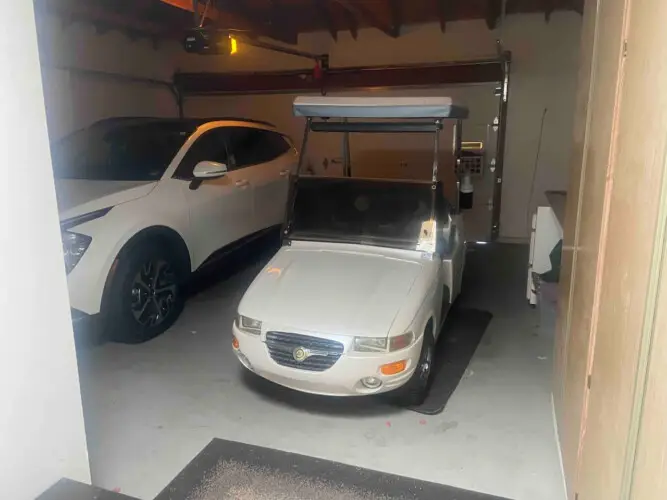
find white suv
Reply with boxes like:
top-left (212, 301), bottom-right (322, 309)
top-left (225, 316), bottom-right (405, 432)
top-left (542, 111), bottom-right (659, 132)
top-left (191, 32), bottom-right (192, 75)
top-left (52, 117), bottom-right (296, 343)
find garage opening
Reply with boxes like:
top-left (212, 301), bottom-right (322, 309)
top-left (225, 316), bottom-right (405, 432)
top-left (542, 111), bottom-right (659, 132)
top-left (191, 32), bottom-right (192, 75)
top-left (37, 2), bottom-right (577, 499)
top-left (24, 1), bottom-right (667, 500)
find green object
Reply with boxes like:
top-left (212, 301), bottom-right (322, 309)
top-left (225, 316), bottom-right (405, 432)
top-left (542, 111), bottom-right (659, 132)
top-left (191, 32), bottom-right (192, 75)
top-left (540, 239), bottom-right (563, 283)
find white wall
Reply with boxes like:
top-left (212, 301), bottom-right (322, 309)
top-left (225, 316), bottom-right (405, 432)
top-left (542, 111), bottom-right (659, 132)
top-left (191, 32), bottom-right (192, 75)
top-left (0, 2), bottom-right (90, 498)
top-left (36, 13), bottom-right (182, 140)
top-left (177, 13), bottom-right (582, 239)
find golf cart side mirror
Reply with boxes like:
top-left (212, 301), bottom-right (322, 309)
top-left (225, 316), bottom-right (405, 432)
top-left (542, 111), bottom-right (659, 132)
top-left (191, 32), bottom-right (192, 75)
top-left (190, 161), bottom-right (227, 190)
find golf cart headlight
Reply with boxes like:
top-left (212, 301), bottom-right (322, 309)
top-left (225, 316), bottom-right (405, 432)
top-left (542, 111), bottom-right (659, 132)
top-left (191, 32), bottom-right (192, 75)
top-left (62, 231), bottom-right (91, 274)
top-left (353, 337), bottom-right (388, 352)
top-left (389, 332), bottom-right (414, 351)
top-left (237, 315), bottom-right (262, 335)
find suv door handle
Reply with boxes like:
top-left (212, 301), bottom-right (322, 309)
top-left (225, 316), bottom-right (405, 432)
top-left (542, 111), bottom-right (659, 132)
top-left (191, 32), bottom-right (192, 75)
top-left (235, 179), bottom-right (249, 188)
top-left (279, 169), bottom-right (290, 177)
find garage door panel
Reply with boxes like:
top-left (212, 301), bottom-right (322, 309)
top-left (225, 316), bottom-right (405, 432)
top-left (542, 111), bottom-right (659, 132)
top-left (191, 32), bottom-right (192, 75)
top-left (68, 76), bottom-right (178, 133)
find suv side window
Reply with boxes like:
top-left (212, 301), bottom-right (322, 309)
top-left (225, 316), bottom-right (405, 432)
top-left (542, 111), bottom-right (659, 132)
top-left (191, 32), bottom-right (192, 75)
top-left (266, 130), bottom-right (292, 157)
top-left (173, 127), bottom-right (230, 179)
top-left (227, 127), bottom-right (291, 168)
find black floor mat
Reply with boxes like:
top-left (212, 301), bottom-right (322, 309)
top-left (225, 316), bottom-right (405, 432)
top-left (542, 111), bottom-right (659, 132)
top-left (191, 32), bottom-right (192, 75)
top-left (408, 307), bottom-right (493, 415)
top-left (154, 438), bottom-right (511, 500)
top-left (37, 478), bottom-right (138, 500)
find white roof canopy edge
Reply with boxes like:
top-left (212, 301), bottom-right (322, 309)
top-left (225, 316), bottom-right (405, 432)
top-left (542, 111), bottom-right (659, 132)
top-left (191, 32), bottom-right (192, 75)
top-left (293, 96), bottom-right (469, 119)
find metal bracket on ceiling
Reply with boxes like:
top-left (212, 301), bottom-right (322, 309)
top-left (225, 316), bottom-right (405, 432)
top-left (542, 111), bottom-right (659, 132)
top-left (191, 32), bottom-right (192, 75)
top-left (192, 0), bottom-right (213, 28)
top-left (192, 0), bottom-right (200, 27)
top-left (235, 38), bottom-right (330, 94)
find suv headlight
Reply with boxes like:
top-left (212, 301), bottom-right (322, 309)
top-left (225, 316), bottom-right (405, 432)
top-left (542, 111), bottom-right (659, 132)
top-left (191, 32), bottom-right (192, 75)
top-left (237, 315), bottom-right (262, 335)
top-left (62, 231), bottom-right (91, 274)
top-left (353, 332), bottom-right (415, 353)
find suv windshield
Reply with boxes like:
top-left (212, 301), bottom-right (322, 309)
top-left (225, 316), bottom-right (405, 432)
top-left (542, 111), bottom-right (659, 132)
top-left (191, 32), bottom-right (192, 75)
top-left (289, 177), bottom-right (434, 249)
top-left (51, 120), bottom-right (196, 181)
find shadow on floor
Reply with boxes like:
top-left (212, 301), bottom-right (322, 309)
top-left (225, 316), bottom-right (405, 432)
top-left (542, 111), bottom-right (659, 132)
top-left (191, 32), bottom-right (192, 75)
top-left (185, 228), bottom-right (282, 299)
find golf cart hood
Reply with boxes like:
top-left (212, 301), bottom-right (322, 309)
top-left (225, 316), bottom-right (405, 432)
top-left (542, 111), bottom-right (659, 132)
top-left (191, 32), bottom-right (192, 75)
top-left (239, 243), bottom-right (429, 338)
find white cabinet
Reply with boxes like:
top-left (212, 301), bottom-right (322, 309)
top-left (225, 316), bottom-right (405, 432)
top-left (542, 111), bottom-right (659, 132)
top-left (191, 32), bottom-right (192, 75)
top-left (527, 191), bottom-right (566, 306)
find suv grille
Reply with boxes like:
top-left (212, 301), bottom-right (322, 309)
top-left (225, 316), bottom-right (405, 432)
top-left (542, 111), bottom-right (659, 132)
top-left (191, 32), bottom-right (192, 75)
top-left (265, 332), bottom-right (344, 372)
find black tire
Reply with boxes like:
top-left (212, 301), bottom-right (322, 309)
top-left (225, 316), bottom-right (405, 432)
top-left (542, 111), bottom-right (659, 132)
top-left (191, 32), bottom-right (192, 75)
top-left (396, 325), bottom-right (435, 407)
top-left (104, 242), bottom-right (186, 344)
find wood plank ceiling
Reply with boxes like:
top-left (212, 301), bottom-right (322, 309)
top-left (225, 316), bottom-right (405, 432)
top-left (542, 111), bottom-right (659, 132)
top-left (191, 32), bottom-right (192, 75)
top-left (35, 0), bottom-right (583, 45)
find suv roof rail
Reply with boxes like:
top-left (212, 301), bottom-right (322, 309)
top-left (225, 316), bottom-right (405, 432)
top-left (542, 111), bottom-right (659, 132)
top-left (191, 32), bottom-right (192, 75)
top-left (90, 116), bottom-right (276, 128)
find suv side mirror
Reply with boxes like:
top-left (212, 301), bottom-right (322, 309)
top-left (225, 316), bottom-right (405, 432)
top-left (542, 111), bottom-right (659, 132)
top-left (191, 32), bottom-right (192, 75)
top-left (193, 160), bottom-right (227, 179)
top-left (190, 161), bottom-right (227, 190)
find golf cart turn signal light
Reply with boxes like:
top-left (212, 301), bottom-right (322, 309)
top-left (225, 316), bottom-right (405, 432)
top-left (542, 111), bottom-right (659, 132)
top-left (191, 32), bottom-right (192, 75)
top-left (232, 336), bottom-right (239, 349)
top-left (380, 360), bottom-right (407, 375)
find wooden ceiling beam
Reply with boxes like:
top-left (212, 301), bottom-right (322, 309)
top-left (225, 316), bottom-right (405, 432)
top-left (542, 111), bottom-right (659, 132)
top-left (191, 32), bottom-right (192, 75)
top-left (313, 1), bottom-right (337, 41)
top-left (389, 0), bottom-right (402, 36)
top-left (437, 0), bottom-right (448, 32)
top-left (161, 0), bottom-right (299, 44)
top-left (544, 0), bottom-right (555, 22)
top-left (333, 0), bottom-right (399, 38)
top-left (160, 0), bottom-right (219, 23)
top-left (267, 0), bottom-right (300, 43)
top-left (37, 0), bottom-right (177, 38)
top-left (485, 0), bottom-right (501, 31)
top-left (125, 0), bottom-right (158, 40)
top-left (571, 0), bottom-right (584, 15)
top-left (214, 0), bottom-right (299, 44)
top-left (342, 7), bottom-right (358, 40)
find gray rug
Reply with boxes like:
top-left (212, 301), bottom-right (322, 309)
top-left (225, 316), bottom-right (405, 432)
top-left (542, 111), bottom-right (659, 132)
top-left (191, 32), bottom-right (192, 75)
top-left (155, 438), bottom-right (511, 500)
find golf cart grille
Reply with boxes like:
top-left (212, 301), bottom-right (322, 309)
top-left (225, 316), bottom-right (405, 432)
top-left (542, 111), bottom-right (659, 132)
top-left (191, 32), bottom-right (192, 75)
top-left (265, 332), bottom-right (344, 372)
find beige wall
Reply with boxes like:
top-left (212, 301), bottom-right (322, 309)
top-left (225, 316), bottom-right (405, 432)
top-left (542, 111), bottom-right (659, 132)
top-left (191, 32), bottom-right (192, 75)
top-left (36, 13), bottom-right (182, 140)
top-left (177, 13), bottom-right (582, 239)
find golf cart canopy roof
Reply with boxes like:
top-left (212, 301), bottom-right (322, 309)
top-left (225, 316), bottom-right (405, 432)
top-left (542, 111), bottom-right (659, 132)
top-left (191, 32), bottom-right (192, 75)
top-left (293, 96), bottom-right (469, 120)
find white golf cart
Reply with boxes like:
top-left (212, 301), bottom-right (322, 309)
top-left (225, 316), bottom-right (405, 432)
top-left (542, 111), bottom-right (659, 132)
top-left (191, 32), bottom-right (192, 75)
top-left (233, 96), bottom-right (468, 406)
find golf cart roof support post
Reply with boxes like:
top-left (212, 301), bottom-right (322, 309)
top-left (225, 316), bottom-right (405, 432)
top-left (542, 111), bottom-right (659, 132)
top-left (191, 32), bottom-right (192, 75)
top-left (431, 122), bottom-right (441, 220)
top-left (343, 119), bottom-right (351, 177)
top-left (453, 118), bottom-right (463, 213)
top-left (282, 117), bottom-right (311, 242)
top-left (296, 117), bottom-right (311, 175)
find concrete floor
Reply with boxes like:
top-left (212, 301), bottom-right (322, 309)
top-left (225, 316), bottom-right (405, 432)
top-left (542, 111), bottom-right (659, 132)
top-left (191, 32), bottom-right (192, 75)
top-left (77, 243), bottom-right (565, 500)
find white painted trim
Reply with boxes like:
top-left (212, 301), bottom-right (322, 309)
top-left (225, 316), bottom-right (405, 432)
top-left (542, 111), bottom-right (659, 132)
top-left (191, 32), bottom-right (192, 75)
top-left (551, 392), bottom-right (568, 500)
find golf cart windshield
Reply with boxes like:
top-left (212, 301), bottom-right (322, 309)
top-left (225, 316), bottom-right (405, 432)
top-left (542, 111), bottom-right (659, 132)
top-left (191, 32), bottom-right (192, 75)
top-left (290, 177), bottom-right (434, 249)
top-left (285, 96), bottom-right (467, 251)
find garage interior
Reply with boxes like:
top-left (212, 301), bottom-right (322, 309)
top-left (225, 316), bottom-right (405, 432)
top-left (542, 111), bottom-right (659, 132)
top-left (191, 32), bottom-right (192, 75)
top-left (3, 1), bottom-right (667, 500)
